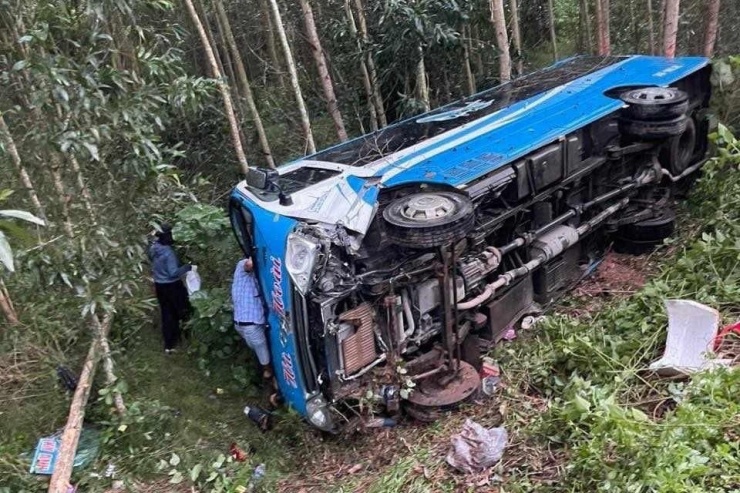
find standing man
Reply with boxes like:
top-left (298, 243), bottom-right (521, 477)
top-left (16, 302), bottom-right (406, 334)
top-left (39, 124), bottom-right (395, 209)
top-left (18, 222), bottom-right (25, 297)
top-left (232, 257), bottom-right (273, 380)
top-left (148, 223), bottom-right (192, 354)
top-left (231, 257), bottom-right (272, 379)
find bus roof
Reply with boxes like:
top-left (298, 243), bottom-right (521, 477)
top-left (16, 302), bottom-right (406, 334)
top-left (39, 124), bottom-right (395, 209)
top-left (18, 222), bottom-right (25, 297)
top-left (236, 55), bottom-right (709, 234)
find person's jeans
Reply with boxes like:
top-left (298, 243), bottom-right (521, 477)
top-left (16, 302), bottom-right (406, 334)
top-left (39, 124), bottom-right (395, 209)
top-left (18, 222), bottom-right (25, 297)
top-left (155, 281), bottom-right (189, 350)
top-left (235, 323), bottom-right (270, 365)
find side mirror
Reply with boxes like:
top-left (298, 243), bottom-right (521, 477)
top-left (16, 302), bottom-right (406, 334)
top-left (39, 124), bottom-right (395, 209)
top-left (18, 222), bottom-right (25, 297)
top-left (246, 168), bottom-right (278, 189)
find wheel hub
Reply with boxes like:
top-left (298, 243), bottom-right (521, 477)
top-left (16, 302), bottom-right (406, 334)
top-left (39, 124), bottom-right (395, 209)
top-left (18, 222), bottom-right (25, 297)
top-left (628, 87), bottom-right (675, 102)
top-left (400, 194), bottom-right (456, 221)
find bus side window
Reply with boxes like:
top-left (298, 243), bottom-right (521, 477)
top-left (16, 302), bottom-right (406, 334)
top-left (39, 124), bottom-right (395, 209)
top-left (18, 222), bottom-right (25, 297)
top-left (229, 200), bottom-right (255, 257)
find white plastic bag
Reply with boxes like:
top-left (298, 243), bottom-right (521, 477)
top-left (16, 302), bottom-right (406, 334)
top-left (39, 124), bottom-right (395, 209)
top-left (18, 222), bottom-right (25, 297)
top-left (185, 265), bottom-right (201, 296)
top-left (446, 419), bottom-right (507, 474)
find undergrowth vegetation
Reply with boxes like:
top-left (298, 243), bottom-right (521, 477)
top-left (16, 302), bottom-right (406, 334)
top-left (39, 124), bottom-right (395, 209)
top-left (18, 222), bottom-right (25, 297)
top-left (491, 126), bottom-right (740, 492)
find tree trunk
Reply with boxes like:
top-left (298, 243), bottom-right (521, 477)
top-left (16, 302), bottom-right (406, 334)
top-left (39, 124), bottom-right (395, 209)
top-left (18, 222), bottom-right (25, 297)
top-left (510, 0), bottom-right (524, 76)
top-left (215, 0), bottom-right (275, 168)
top-left (345, 0), bottom-right (378, 131)
top-left (416, 47), bottom-right (430, 112)
top-left (595, 0), bottom-right (611, 55)
top-left (547, 0), bottom-right (558, 61)
top-left (647, 0), bottom-right (656, 55)
top-left (353, 0), bottom-right (387, 127)
top-left (48, 334), bottom-right (100, 493)
top-left (259, 0), bottom-right (284, 87)
top-left (298, 0), bottom-right (348, 142)
top-left (0, 114), bottom-right (46, 222)
top-left (0, 278), bottom-right (18, 326)
top-left (183, 0), bottom-right (250, 173)
top-left (472, 25), bottom-right (484, 78)
top-left (631, 0), bottom-right (639, 53)
top-left (68, 154), bottom-right (97, 225)
top-left (267, 0), bottom-right (316, 154)
top-left (663, 0), bottom-right (680, 58)
top-left (489, 0), bottom-right (511, 82)
top-left (49, 161), bottom-right (74, 238)
top-left (579, 0), bottom-right (593, 54)
top-left (462, 25), bottom-right (476, 95)
top-left (702, 0), bottom-right (720, 57)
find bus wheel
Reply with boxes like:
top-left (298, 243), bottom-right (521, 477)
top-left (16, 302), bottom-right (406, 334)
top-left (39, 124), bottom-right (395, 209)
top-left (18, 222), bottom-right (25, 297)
top-left (615, 208), bottom-right (676, 253)
top-left (383, 191), bottom-right (475, 249)
top-left (660, 117), bottom-right (697, 176)
top-left (619, 87), bottom-right (689, 121)
top-left (620, 115), bottom-right (688, 140)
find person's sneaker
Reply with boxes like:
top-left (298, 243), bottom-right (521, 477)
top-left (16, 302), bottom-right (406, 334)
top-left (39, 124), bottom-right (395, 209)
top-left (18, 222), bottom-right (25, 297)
top-left (164, 348), bottom-right (177, 355)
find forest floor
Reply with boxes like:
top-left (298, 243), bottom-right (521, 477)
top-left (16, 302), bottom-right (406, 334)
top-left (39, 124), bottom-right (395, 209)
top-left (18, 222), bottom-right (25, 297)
top-left (104, 251), bottom-right (662, 493)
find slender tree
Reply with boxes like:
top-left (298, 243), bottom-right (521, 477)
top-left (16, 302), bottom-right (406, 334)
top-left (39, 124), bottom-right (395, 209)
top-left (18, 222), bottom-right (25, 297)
top-left (510, 0), bottom-right (524, 76)
top-left (258, 0), bottom-right (284, 86)
top-left (298, 0), bottom-right (348, 142)
top-left (490, 0), bottom-right (511, 82)
top-left (663, 0), bottom-right (680, 58)
top-left (595, 0), bottom-right (611, 55)
top-left (214, 0), bottom-right (275, 168)
top-left (345, 0), bottom-right (378, 130)
top-left (647, 0), bottom-right (656, 55)
top-left (267, 0), bottom-right (316, 154)
top-left (0, 114), bottom-right (46, 221)
top-left (353, 0), bottom-right (387, 127)
top-left (702, 0), bottom-right (721, 57)
top-left (579, 0), bottom-right (592, 54)
top-left (183, 0), bottom-right (250, 173)
top-left (0, 278), bottom-right (18, 326)
top-left (462, 25), bottom-right (476, 94)
top-left (547, 0), bottom-right (558, 61)
top-left (416, 46), bottom-right (430, 112)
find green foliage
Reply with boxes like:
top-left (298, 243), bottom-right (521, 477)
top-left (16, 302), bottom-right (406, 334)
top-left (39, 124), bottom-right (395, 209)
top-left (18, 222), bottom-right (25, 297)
top-left (711, 57), bottom-right (740, 132)
top-left (0, 190), bottom-right (45, 272)
top-left (498, 129), bottom-right (740, 493)
top-left (173, 203), bottom-right (231, 249)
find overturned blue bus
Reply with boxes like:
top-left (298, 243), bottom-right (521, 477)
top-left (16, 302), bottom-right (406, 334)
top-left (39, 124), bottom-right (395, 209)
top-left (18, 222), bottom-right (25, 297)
top-left (229, 55), bottom-right (712, 431)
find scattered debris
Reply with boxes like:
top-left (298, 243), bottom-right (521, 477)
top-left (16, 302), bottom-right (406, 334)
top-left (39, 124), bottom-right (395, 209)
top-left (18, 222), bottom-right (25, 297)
top-left (480, 376), bottom-right (500, 397)
top-left (649, 299), bottom-right (731, 376)
top-left (56, 365), bottom-right (78, 392)
top-left (244, 405), bottom-right (271, 431)
top-left (520, 315), bottom-right (545, 331)
top-left (30, 427), bottom-right (100, 475)
top-left (446, 419), bottom-right (507, 474)
top-left (502, 327), bottom-right (517, 340)
top-left (247, 463), bottom-right (266, 492)
top-left (229, 442), bottom-right (251, 462)
top-left (363, 417), bottom-right (397, 428)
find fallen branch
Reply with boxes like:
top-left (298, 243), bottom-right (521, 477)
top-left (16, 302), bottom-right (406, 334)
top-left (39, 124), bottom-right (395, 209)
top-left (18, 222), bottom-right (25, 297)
top-left (48, 313), bottom-right (117, 492)
top-left (92, 313), bottom-right (125, 415)
top-left (47, 333), bottom-right (101, 493)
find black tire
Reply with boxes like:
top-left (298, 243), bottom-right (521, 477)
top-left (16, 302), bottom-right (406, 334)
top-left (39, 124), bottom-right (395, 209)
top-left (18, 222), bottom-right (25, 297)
top-left (619, 208), bottom-right (676, 242)
top-left (620, 115), bottom-right (688, 140)
top-left (620, 87), bottom-right (689, 121)
top-left (659, 117), bottom-right (697, 176)
top-left (383, 191), bottom-right (475, 248)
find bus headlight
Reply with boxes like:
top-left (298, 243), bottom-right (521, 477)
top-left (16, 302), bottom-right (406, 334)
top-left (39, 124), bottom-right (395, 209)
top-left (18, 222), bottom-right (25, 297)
top-left (286, 233), bottom-right (320, 295)
top-left (306, 395), bottom-right (333, 431)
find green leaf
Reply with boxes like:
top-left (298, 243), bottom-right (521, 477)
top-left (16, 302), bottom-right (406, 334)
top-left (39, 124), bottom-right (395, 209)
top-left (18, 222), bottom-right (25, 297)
top-left (0, 210), bottom-right (45, 226)
top-left (12, 60), bottom-right (27, 71)
top-left (190, 464), bottom-right (202, 482)
top-left (169, 453), bottom-right (180, 466)
top-left (169, 471), bottom-right (183, 484)
top-left (0, 231), bottom-right (14, 272)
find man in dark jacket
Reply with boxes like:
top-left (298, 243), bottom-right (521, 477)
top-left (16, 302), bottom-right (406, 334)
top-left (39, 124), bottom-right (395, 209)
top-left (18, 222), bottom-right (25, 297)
top-left (148, 224), bottom-right (192, 353)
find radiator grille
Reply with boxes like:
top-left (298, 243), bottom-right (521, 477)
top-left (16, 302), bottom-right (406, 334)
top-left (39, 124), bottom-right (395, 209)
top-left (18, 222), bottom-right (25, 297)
top-left (339, 303), bottom-right (377, 375)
